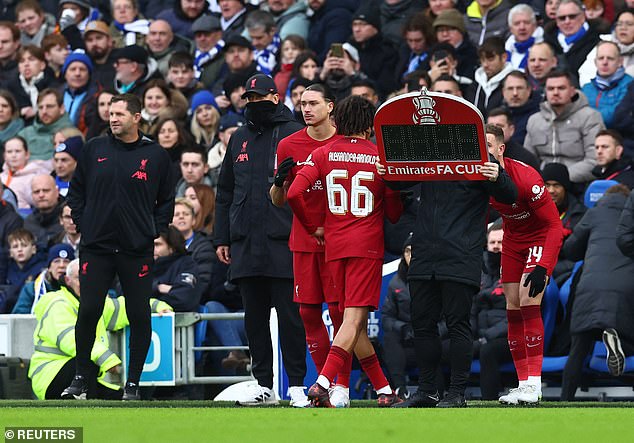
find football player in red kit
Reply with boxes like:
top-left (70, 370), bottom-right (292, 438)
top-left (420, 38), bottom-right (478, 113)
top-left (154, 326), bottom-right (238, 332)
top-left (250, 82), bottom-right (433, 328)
top-left (287, 95), bottom-right (403, 407)
top-left (485, 124), bottom-right (563, 405)
top-left (270, 84), bottom-right (350, 407)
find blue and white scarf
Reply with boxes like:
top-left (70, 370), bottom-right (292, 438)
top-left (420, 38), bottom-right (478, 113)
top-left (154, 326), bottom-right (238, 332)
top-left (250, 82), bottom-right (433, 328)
top-left (113, 18), bottom-right (150, 46)
top-left (558, 22), bottom-right (589, 53)
top-left (406, 52), bottom-right (428, 76)
top-left (505, 27), bottom-right (543, 70)
top-left (592, 66), bottom-right (626, 90)
top-left (194, 40), bottom-right (226, 79)
top-left (254, 34), bottom-right (280, 76)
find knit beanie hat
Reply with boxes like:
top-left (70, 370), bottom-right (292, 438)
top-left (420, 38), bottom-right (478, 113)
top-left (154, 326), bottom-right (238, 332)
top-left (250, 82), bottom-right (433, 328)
top-left (190, 90), bottom-right (218, 114)
top-left (62, 50), bottom-right (94, 77)
top-left (542, 163), bottom-right (571, 190)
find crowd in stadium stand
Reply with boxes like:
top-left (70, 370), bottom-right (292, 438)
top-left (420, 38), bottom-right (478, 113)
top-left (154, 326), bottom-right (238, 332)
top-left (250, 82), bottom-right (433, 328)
top-left (0, 0), bottom-right (633, 403)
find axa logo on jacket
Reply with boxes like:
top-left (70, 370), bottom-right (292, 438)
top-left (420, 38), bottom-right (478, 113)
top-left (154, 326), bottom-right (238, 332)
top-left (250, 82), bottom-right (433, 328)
top-left (237, 141), bottom-right (249, 162)
top-left (131, 159), bottom-right (149, 181)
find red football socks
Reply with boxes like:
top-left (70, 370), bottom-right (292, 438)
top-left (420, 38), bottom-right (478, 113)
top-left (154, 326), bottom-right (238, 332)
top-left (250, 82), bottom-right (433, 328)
top-left (299, 304), bottom-right (330, 373)
top-left (521, 305), bottom-right (544, 378)
top-left (327, 303), bottom-right (350, 387)
top-left (321, 345), bottom-right (350, 384)
top-left (359, 353), bottom-right (390, 392)
top-left (507, 309), bottom-right (528, 382)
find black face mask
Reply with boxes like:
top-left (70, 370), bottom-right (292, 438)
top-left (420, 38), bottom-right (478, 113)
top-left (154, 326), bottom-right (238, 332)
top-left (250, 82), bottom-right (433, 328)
top-left (245, 100), bottom-right (278, 126)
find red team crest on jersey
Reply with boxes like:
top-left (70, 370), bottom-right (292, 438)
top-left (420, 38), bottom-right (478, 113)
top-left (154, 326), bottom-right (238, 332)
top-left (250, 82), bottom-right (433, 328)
top-left (131, 159), bottom-right (149, 181)
top-left (237, 141), bottom-right (249, 162)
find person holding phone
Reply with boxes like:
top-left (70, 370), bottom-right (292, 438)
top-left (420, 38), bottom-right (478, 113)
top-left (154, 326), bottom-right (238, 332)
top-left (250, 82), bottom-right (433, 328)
top-left (427, 43), bottom-right (473, 94)
top-left (319, 42), bottom-right (366, 101)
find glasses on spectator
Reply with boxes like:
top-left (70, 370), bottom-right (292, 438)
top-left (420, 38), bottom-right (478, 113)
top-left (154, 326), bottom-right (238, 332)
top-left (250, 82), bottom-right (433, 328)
top-left (615, 21), bottom-right (634, 28)
top-left (556, 12), bottom-right (581, 21)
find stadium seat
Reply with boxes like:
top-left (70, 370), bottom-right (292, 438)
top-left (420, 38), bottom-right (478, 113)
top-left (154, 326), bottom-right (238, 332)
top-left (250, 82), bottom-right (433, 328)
top-left (558, 261), bottom-right (583, 319)
top-left (583, 180), bottom-right (619, 208)
top-left (195, 305), bottom-right (209, 363)
top-left (542, 278), bottom-right (560, 352)
top-left (588, 341), bottom-right (634, 373)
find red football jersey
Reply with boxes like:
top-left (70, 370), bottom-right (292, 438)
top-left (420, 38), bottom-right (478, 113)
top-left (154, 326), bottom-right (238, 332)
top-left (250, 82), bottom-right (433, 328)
top-left (287, 137), bottom-right (402, 262)
top-left (489, 158), bottom-right (563, 270)
top-left (276, 128), bottom-right (343, 252)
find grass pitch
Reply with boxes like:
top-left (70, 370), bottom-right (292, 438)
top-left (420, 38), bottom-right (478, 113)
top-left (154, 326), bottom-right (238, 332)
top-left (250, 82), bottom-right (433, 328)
top-left (1, 401), bottom-right (632, 443)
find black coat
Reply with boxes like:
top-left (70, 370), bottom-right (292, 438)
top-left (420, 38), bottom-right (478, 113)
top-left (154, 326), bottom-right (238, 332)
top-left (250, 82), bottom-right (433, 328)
top-left (188, 231), bottom-right (215, 300)
top-left (612, 80), bottom-right (634, 157)
top-left (383, 271), bottom-right (412, 340)
top-left (507, 92), bottom-right (541, 146)
top-left (152, 253), bottom-right (201, 312)
top-left (563, 193), bottom-right (634, 343)
top-left (213, 103), bottom-right (303, 280)
top-left (471, 251), bottom-right (507, 341)
top-left (350, 33), bottom-right (399, 98)
top-left (591, 157), bottom-right (634, 189)
top-left (454, 38), bottom-right (478, 80)
top-left (68, 131), bottom-right (175, 255)
top-left (553, 193), bottom-right (587, 285)
top-left (8, 67), bottom-right (60, 111)
top-left (24, 200), bottom-right (64, 252)
top-left (307, 0), bottom-right (356, 62)
top-left (617, 190), bottom-right (634, 259)
top-left (392, 167), bottom-right (517, 287)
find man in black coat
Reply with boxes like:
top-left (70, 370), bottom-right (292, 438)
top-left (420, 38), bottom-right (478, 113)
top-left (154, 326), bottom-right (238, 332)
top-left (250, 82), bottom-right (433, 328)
top-left (591, 130), bottom-right (634, 189)
top-left (214, 74), bottom-right (308, 407)
top-left (307, 0), bottom-right (356, 62)
top-left (382, 149), bottom-right (518, 408)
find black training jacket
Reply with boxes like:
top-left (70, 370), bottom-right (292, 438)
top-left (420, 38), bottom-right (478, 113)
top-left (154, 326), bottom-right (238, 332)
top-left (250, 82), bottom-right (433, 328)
top-left (68, 131), bottom-right (175, 255)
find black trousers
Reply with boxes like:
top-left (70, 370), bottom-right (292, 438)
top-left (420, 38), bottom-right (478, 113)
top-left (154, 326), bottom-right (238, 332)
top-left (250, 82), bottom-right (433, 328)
top-left (478, 337), bottom-right (513, 400)
top-left (76, 250), bottom-right (153, 384)
top-left (382, 330), bottom-right (417, 388)
top-left (410, 278), bottom-right (477, 395)
top-left (238, 277), bottom-right (306, 388)
top-left (47, 358), bottom-right (122, 400)
top-left (560, 329), bottom-right (603, 401)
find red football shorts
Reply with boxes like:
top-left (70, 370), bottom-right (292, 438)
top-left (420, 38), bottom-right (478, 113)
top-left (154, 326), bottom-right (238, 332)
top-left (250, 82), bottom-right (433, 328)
top-left (501, 235), bottom-right (555, 283)
top-left (293, 251), bottom-right (337, 304)
top-left (329, 257), bottom-right (382, 310)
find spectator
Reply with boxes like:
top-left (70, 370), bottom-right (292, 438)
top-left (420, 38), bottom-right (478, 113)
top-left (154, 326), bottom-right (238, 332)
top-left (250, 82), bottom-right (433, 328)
top-left (18, 89), bottom-right (75, 162)
top-left (581, 41), bottom-right (634, 127)
top-left (140, 79), bottom-right (188, 134)
top-left (283, 50), bottom-right (319, 109)
top-left (219, 72), bottom-right (249, 115)
top-left (487, 107), bottom-right (540, 170)
top-left (52, 202), bottom-right (80, 254)
top-left (218, 0), bottom-right (248, 41)
top-left (189, 91), bottom-right (221, 151)
top-left (500, 70), bottom-right (541, 145)
top-left (427, 43), bottom-right (473, 93)
top-left (578, 9), bottom-right (634, 86)
top-left (245, 10), bottom-right (280, 76)
top-left (185, 183), bottom-right (215, 235)
top-left (380, 0), bottom-right (425, 49)
top-left (273, 35), bottom-right (305, 101)
top-left (210, 35), bottom-right (257, 97)
top-left (543, 0), bottom-right (601, 84)
top-left (464, 0), bottom-right (511, 46)
top-left (526, 41), bottom-right (559, 92)
top-left (0, 228), bottom-right (45, 313)
top-left (525, 70), bottom-right (604, 184)
top-left (0, 137), bottom-right (50, 210)
top-left (151, 116), bottom-right (194, 181)
top-left (542, 162), bottom-right (587, 285)
top-left (0, 90), bottom-right (25, 145)
top-left (61, 50), bottom-right (97, 132)
top-left (612, 79), bottom-right (634, 158)
top-left (261, 0), bottom-right (309, 40)
top-left (561, 184), bottom-right (634, 399)
top-left (466, 37), bottom-right (514, 116)
top-left (191, 15), bottom-right (224, 83)
top-left (214, 73), bottom-right (307, 406)
top-left (11, 242), bottom-right (73, 314)
top-left (156, 0), bottom-right (211, 39)
top-left (382, 234), bottom-right (416, 399)
top-left (0, 188), bottom-right (23, 261)
top-left (10, 46), bottom-right (59, 122)
top-left (147, 20), bottom-right (193, 79)
top-left (152, 225), bottom-right (201, 312)
top-left (425, 0), bottom-right (457, 21)
top-left (0, 22), bottom-right (21, 88)
top-left (24, 175), bottom-right (64, 250)
top-left (42, 34), bottom-right (71, 81)
top-left (15, 0), bottom-right (56, 47)
top-left (112, 44), bottom-right (160, 96)
top-left (57, 0), bottom-right (103, 35)
top-left (350, 78), bottom-right (381, 107)
top-left (167, 52), bottom-right (205, 102)
top-left (85, 89), bottom-right (114, 140)
top-left (306, 0), bottom-right (355, 62)
top-left (319, 42), bottom-right (367, 101)
top-left (109, 0), bottom-right (148, 48)
top-left (433, 9), bottom-right (479, 80)
top-left (176, 145), bottom-right (214, 197)
top-left (208, 113), bottom-right (246, 188)
top-left (83, 20), bottom-right (116, 90)
top-left (395, 12), bottom-right (435, 85)
top-left (171, 197), bottom-right (214, 301)
top-left (430, 73), bottom-right (463, 96)
top-left (52, 136), bottom-right (82, 198)
top-left (505, 4), bottom-right (544, 71)
top-left (591, 129), bottom-right (634, 188)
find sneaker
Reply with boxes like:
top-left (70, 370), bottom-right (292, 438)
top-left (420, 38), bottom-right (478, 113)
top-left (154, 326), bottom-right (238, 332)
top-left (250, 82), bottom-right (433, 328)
top-left (378, 392), bottom-right (403, 407)
top-left (307, 383), bottom-right (333, 408)
top-left (122, 382), bottom-right (140, 401)
top-left (329, 385), bottom-right (350, 408)
top-left (391, 389), bottom-right (439, 408)
top-left (236, 383), bottom-right (279, 406)
top-left (437, 392), bottom-right (467, 408)
top-left (61, 375), bottom-right (88, 400)
top-left (517, 385), bottom-right (542, 404)
top-left (603, 328), bottom-right (626, 376)
top-left (288, 386), bottom-right (311, 408)
top-left (499, 387), bottom-right (523, 405)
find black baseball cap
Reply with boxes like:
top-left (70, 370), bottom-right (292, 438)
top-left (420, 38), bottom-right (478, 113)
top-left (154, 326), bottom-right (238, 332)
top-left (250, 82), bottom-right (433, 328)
top-left (112, 44), bottom-right (148, 64)
top-left (241, 74), bottom-right (278, 98)
top-left (225, 35), bottom-right (252, 50)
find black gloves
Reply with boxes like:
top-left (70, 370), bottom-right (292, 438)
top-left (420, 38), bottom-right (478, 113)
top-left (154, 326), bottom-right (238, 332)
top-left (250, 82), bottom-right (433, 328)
top-left (274, 156), bottom-right (295, 187)
top-left (523, 265), bottom-right (547, 298)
